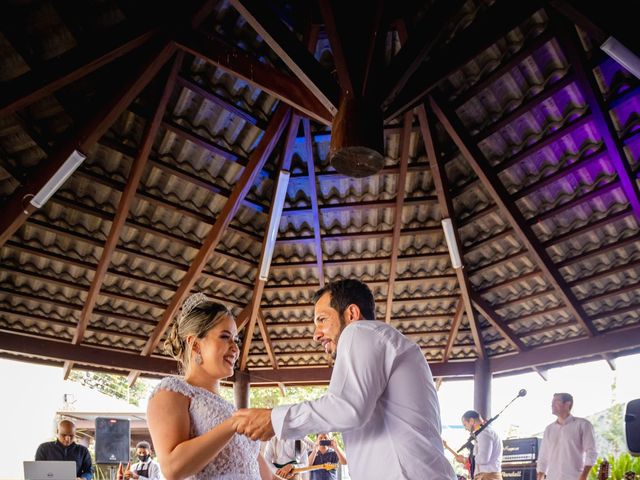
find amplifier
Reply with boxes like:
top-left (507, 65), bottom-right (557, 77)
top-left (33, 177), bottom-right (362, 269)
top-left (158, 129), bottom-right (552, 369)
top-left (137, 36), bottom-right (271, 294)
top-left (502, 437), bottom-right (541, 463)
top-left (502, 465), bottom-right (537, 480)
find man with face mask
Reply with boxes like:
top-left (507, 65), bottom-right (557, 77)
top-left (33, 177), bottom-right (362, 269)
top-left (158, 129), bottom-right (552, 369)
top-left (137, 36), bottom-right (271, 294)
top-left (124, 441), bottom-right (162, 480)
top-left (35, 419), bottom-right (93, 480)
top-left (234, 279), bottom-right (456, 480)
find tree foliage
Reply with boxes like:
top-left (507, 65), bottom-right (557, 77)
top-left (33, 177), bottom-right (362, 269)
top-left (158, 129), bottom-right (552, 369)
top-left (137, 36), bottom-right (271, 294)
top-left (69, 371), bottom-right (149, 406)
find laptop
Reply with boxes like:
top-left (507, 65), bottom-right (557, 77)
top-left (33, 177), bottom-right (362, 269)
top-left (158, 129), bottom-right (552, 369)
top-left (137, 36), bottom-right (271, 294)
top-left (23, 461), bottom-right (76, 480)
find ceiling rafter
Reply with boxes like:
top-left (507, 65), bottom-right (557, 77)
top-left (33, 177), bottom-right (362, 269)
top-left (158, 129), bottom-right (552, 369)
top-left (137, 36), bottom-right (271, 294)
top-left (384, 1), bottom-right (543, 120)
top-left (302, 118), bottom-right (326, 287)
top-left (240, 114), bottom-right (300, 371)
top-left (384, 111), bottom-right (412, 324)
top-left (174, 31), bottom-right (332, 125)
top-left (550, 16), bottom-right (640, 224)
top-left (383, 0), bottom-right (466, 106)
top-left (61, 52), bottom-right (185, 379)
top-left (229, 0), bottom-right (338, 116)
top-left (0, 39), bottom-right (176, 250)
top-left (429, 95), bottom-right (599, 338)
top-left (257, 309), bottom-right (278, 370)
top-left (126, 105), bottom-right (292, 385)
top-left (417, 105), bottom-right (486, 358)
top-left (0, 25), bottom-right (157, 117)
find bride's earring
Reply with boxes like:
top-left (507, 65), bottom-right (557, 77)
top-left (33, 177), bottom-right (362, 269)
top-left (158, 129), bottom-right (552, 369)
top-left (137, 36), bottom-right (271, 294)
top-left (195, 352), bottom-right (203, 365)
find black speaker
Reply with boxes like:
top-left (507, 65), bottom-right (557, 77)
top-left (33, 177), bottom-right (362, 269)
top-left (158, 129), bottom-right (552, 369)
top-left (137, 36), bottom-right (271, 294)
top-left (625, 398), bottom-right (640, 455)
top-left (95, 417), bottom-right (130, 464)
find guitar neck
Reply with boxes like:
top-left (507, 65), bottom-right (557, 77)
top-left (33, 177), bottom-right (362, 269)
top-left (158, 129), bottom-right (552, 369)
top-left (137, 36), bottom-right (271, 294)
top-left (291, 463), bottom-right (338, 474)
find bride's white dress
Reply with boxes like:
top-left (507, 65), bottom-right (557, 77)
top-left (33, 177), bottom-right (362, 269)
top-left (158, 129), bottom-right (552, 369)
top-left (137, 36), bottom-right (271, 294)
top-left (151, 377), bottom-right (261, 480)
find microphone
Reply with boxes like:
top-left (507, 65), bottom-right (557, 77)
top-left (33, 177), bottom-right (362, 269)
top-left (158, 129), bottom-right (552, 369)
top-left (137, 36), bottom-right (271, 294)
top-left (457, 389), bottom-right (527, 453)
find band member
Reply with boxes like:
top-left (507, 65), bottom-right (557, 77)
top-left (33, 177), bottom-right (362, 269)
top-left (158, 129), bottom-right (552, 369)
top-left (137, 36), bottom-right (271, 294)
top-left (537, 393), bottom-right (597, 480)
top-left (453, 411), bottom-right (503, 480)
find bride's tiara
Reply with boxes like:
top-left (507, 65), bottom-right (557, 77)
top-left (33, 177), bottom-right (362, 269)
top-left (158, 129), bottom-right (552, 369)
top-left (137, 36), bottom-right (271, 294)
top-left (181, 292), bottom-right (213, 319)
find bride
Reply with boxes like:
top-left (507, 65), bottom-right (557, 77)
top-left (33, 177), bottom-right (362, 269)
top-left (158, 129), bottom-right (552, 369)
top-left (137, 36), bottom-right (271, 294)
top-left (147, 293), bottom-right (275, 480)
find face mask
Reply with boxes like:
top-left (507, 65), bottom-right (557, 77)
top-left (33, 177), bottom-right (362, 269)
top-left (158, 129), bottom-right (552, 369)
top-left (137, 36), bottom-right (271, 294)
top-left (137, 455), bottom-right (150, 463)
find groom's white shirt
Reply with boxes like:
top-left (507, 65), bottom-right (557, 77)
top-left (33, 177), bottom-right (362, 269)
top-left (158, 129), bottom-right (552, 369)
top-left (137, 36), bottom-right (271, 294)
top-left (271, 321), bottom-right (456, 480)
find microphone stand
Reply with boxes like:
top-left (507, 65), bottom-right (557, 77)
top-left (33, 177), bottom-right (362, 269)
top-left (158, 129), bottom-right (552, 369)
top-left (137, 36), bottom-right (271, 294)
top-left (457, 391), bottom-right (525, 453)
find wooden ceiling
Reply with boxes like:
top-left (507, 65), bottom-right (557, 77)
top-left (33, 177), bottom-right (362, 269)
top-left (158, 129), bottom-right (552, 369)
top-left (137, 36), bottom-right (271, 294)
top-left (1, 0), bottom-right (639, 386)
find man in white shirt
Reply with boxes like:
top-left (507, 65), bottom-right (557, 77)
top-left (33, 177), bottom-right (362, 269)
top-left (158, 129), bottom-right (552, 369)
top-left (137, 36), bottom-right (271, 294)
top-left (233, 279), bottom-right (456, 480)
top-left (263, 437), bottom-right (314, 479)
top-left (537, 393), bottom-right (597, 480)
top-left (454, 410), bottom-right (502, 480)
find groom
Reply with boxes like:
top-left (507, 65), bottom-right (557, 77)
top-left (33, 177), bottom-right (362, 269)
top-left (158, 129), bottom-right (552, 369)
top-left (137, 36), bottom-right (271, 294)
top-left (233, 279), bottom-right (455, 480)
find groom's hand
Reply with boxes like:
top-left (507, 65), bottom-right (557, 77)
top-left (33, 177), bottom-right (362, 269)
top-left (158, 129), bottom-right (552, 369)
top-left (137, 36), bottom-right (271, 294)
top-left (233, 408), bottom-right (275, 441)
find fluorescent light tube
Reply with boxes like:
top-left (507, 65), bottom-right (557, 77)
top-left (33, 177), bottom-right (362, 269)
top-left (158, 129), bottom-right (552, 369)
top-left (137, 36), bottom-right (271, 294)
top-left (259, 169), bottom-right (291, 281)
top-left (601, 36), bottom-right (640, 80)
top-left (441, 217), bottom-right (462, 269)
top-left (30, 149), bottom-right (86, 208)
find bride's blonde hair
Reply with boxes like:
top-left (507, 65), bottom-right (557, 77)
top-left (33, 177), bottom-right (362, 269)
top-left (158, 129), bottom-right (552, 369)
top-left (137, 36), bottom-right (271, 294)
top-left (164, 293), bottom-right (233, 373)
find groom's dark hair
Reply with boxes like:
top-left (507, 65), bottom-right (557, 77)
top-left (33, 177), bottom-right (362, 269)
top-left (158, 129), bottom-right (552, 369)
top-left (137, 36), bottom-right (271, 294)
top-left (313, 279), bottom-right (376, 321)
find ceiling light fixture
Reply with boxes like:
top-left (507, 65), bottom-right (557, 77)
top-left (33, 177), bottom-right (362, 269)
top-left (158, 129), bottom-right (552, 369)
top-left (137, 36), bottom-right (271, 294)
top-left (442, 218), bottom-right (462, 269)
top-left (259, 169), bottom-right (291, 281)
top-left (30, 149), bottom-right (86, 209)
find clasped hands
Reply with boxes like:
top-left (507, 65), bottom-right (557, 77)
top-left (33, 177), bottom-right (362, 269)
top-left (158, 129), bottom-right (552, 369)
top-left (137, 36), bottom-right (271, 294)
top-left (231, 408), bottom-right (275, 441)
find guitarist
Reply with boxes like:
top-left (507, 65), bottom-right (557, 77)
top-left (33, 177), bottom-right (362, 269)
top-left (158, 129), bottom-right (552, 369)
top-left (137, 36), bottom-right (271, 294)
top-left (264, 436), bottom-right (314, 479)
top-left (455, 411), bottom-right (503, 480)
top-left (307, 434), bottom-right (347, 480)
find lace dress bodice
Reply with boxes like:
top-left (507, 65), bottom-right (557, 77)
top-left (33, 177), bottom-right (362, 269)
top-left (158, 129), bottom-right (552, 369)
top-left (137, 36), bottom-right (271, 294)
top-left (150, 377), bottom-right (260, 480)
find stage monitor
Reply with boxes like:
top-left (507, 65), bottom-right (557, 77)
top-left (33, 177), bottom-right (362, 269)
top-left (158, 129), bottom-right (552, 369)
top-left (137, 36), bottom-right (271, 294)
top-left (95, 417), bottom-right (130, 464)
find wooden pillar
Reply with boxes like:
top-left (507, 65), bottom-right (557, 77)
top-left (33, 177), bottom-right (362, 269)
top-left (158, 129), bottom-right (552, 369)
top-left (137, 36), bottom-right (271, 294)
top-left (474, 358), bottom-right (491, 418)
top-left (234, 370), bottom-right (250, 409)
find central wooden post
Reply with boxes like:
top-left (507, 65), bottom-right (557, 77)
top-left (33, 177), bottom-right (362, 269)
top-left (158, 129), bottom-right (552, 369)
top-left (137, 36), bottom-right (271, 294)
top-left (474, 358), bottom-right (491, 418)
top-left (234, 370), bottom-right (250, 409)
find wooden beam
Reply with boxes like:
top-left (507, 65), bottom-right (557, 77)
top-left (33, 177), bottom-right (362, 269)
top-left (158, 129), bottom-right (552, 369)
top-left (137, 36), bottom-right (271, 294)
top-left (470, 292), bottom-right (528, 352)
top-left (257, 310), bottom-right (278, 369)
top-left (61, 53), bottom-right (184, 379)
top-left (0, 39), bottom-right (176, 250)
top-left (384, 111), bottom-right (412, 323)
top-left (429, 95), bottom-right (599, 337)
top-left (0, 330), bottom-right (178, 375)
top-left (551, 17), bottom-right (640, 224)
top-left (491, 323), bottom-right (640, 373)
top-left (417, 105), bottom-right (486, 358)
top-left (229, 0), bottom-right (338, 116)
top-left (127, 105), bottom-right (291, 385)
top-left (174, 30), bottom-right (332, 125)
top-left (248, 359), bottom-right (477, 384)
top-left (383, 0), bottom-right (466, 106)
top-left (239, 114), bottom-right (300, 371)
top-left (0, 27), bottom-right (156, 117)
top-left (176, 75), bottom-right (267, 129)
top-left (302, 118), bottom-right (325, 287)
top-left (442, 297), bottom-right (465, 362)
top-left (384, 1), bottom-right (543, 120)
